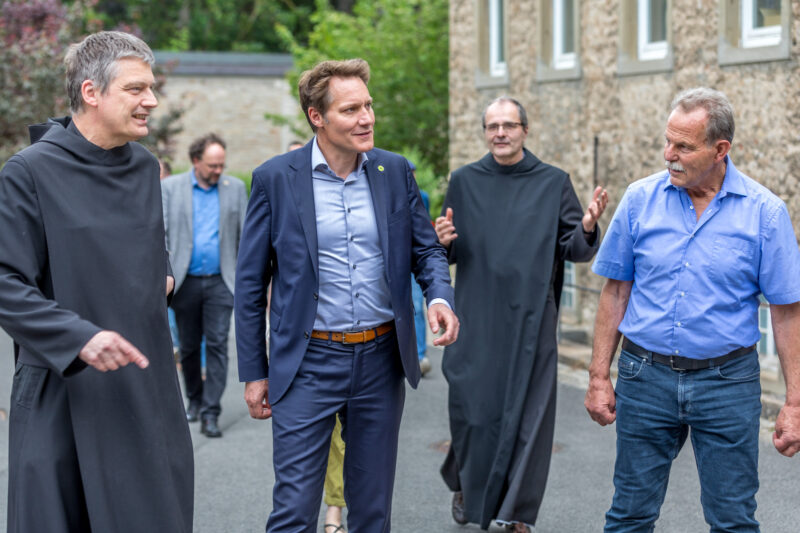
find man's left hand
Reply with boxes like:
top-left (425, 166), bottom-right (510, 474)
top-left (428, 303), bottom-right (459, 346)
top-left (582, 186), bottom-right (609, 233)
top-left (773, 403), bottom-right (800, 457)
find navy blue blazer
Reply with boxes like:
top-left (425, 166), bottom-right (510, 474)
top-left (234, 142), bottom-right (454, 403)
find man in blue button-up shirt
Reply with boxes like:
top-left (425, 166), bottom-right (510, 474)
top-left (235, 59), bottom-right (458, 532)
top-left (162, 133), bottom-right (248, 438)
top-left (586, 88), bottom-right (800, 532)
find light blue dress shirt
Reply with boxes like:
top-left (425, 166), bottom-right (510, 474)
top-left (188, 169), bottom-right (221, 275)
top-left (592, 156), bottom-right (800, 359)
top-left (311, 138), bottom-right (395, 331)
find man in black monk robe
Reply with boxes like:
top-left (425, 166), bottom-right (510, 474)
top-left (0, 31), bottom-right (193, 532)
top-left (436, 97), bottom-right (608, 532)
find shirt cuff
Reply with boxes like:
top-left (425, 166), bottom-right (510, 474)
top-left (428, 298), bottom-right (451, 310)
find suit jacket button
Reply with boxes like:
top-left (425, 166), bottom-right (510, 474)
top-left (304, 331), bottom-right (309, 339)
top-left (313, 293), bottom-right (318, 300)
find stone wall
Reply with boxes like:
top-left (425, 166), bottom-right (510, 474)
top-left (151, 52), bottom-right (305, 175)
top-left (450, 0), bottom-right (800, 324)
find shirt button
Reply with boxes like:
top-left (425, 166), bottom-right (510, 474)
top-left (357, 320), bottom-right (361, 325)
top-left (350, 235), bottom-right (354, 241)
top-left (674, 349), bottom-right (680, 354)
top-left (689, 206), bottom-right (694, 210)
top-left (680, 291), bottom-right (685, 297)
top-left (355, 293), bottom-right (360, 298)
top-left (347, 208), bottom-right (351, 213)
top-left (352, 264), bottom-right (357, 270)
top-left (684, 262), bottom-right (690, 267)
top-left (676, 322), bottom-right (682, 327)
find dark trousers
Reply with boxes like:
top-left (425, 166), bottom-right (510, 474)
top-left (171, 274), bottom-right (233, 419)
top-left (266, 331), bottom-right (406, 533)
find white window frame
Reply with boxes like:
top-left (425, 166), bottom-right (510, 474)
top-left (758, 300), bottom-right (777, 357)
top-left (560, 261), bottom-right (576, 311)
top-left (637, 0), bottom-right (668, 60)
top-left (489, 0), bottom-right (507, 77)
top-left (741, 0), bottom-right (781, 48)
top-left (553, 0), bottom-right (576, 70)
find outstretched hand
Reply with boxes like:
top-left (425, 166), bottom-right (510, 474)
top-left (582, 186), bottom-right (609, 233)
top-left (79, 330), bottom-right (149, 372)
top-left (428, 303), bottom-right (459, 346)
top-left (434, 208), bottom-right (458, 247)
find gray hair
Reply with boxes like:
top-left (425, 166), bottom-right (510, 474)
top-left (670, 87), bottom-right (735, 145)
top-left (481, 96), bottom-right (529, 129)
top-left (65, 31), bottom-right (155, 113)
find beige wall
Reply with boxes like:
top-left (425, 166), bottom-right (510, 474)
top-left (154, 75), bottom-right (304, 175)
top-left (450, 0), bottom-right (800, 322)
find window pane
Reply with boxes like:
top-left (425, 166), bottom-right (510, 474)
top-left (497, 0), bottom-right (505, 63)
top-left (562, 0), bottom-right (574, 54)
top-left (649, 0), bottom-right (667, 43)
top-left (754, 0), bottom-right (781, 28)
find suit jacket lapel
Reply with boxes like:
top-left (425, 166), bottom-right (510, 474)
top-left (182, 173), bottom-right (193, 237)
top-left (364, 155), bottom-right (390, 262)
top-left (289, 146), bottom-right (319, 280)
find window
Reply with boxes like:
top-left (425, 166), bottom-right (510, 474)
top-left (560, 261), bottom-right (576, 311)
top-left (637, 0), bottom-right (668, 60)
top-left (537, 0), bottom-right (581, 81)
top-left (741, 0), bottom-right (781, 48)
top-left (618, 0), bottom-right (672, 76)
top-left (554, 0), bottom-right (576, 69)
top-left (758, 300), bottom-right (776, 357)
top-left (489, 0), bottom-right (506, 77)
top-left (719, 0), bottom-right (790, 65)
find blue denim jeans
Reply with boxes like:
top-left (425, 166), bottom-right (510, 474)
top-left (411, 274), bottom-right (426, 360)
top-left (605, 348), bottom-right (761, 533)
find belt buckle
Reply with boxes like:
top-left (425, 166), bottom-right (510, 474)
top-left (342, 330), bottom-right (365, 345)
top-left (669, 356), bottom-right (685, 371)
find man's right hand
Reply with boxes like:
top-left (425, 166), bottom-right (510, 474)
top-left (245, 380), bottom-right (272, 419)
top-left (584, 376), bottom-right (617, 426)
top-left (79, 330), bottom-right (149, 372)
top-left (434, 207), bottom-right (458, 247)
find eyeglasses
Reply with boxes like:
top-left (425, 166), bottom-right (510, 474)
top-left (484, 122), bottom-right (523, 133)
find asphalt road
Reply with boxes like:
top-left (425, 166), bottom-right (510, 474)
top-left (0, 327), bottom-right (799, 532)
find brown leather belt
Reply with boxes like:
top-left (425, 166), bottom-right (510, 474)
top-left (311, 321), bottom-right (394, 344)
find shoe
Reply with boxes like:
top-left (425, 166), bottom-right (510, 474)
top-left (200, 417), bottom-right (222, 438)
top-left (323, 524), bottom-right (346, 533)
top-left (504, 523), bottom-right (531, 532)
top-left (185, 404), bottom-right (199, 423)
top-left (451, 491), bottom-right (467, 525)
top-left (419, 356), bottom-right (432, 376)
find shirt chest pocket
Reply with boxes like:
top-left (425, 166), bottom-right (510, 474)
top-left (710, 235), bottom-right (759, 286)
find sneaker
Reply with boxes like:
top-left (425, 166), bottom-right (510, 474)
top-left (419, 356), bottom-right (432, 376)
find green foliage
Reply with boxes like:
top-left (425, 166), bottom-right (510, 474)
top-left (90, 0), bottom-right (317, 52)
top-left (279, 0), bottom-right (450, 180)
top-left (402, 146), bottom-right (444, 220)
top-left (0, 0), bottom-right (84, 162)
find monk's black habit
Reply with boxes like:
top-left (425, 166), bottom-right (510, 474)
top-left (440, 149), bottom-right (599, 529)
top-left (0, 118), bottom-right (193, 532)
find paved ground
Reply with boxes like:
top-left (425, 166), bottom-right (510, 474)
top-left (1, 327), bottom-right (799, 532)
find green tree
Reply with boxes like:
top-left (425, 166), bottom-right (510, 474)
top-left (91, 0), bottom-right (318, 52)
top-left (278, 0), bottom-right (449, 177)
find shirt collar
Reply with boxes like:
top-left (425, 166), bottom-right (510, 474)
top-left (190, 168), bottom-right (218, 190)
top-left (311, 136), bottom-right (369, 177)
top-left (661, 155), bottom-right (747, 197)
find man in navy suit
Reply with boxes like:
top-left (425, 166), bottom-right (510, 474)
top-left (235, 58), bottom-right (459, 532)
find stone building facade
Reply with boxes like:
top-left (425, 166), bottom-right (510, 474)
top-left (152, 51), bottom-right (304, 175)
top-left (449, 0), bottom-right (800, 351)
